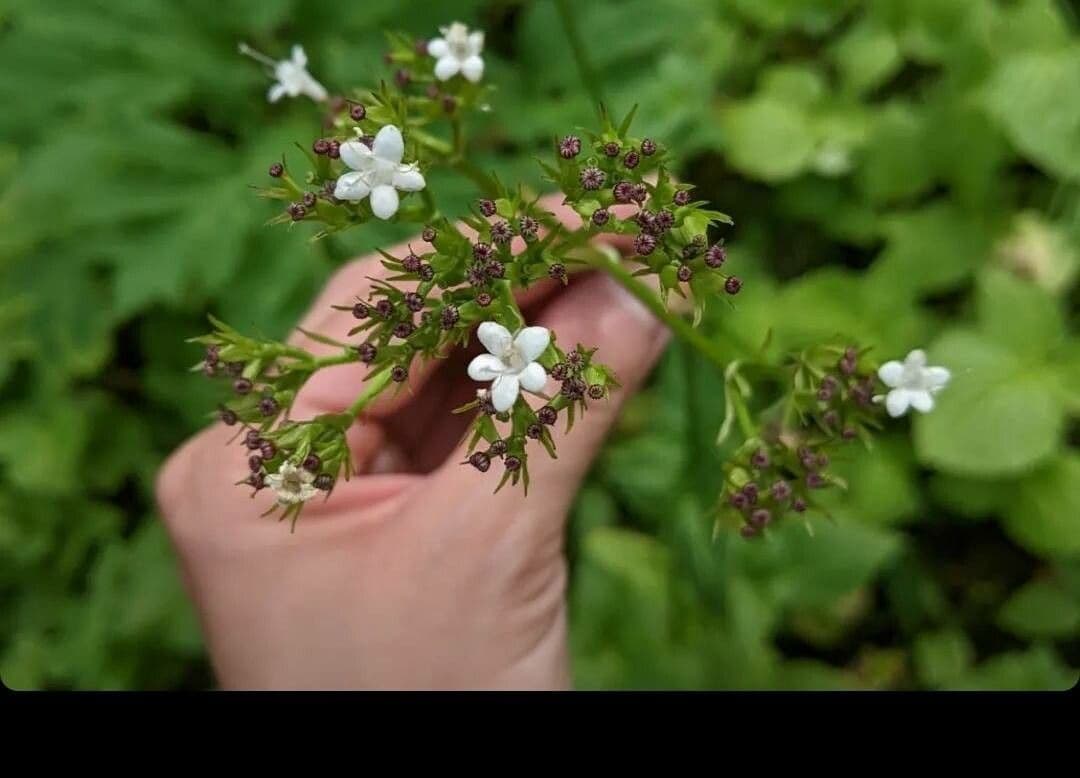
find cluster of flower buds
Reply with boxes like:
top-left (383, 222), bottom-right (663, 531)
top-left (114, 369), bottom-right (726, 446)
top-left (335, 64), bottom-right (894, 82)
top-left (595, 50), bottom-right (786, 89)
top-left (543, 108), bottom-right (740, 319)
top-left (719, 343), bottom-right (950, 538)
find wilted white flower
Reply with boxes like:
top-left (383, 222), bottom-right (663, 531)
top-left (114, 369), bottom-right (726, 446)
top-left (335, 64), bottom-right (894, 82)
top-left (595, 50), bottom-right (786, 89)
top-left (467, 322), bottom-right (550, 412)
top-left (239, 43), bottom-right (328, 103)
top-left (266, 462), bottom-right (318, 505)
top-left (428, 22), bottom-right (485, 83)
top-left (874, 349), bottom-right (951, 418)
top-left (333, 125), bottom-right (426, 220)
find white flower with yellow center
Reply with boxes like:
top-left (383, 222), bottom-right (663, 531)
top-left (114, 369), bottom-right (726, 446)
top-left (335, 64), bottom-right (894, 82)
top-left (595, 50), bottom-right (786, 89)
top-left (428, 22), bottom-right (485, 83)
top-left (333, 125), bottom-right (426, 220)
top-left (467, 322), bottom-right (550, 412)
top-left (875, 349), bottom-right (951, 418)
top-left (266, 462), bottom-right (318, 505)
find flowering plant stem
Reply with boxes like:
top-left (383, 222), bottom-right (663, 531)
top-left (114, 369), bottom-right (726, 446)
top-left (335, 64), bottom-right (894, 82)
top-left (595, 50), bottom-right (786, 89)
top-left (583, 249), bottom-right (730, 371)
top-left (346, 364), bottom-right (396, 418)
top-left (554, 0), bottom-right (605, 117)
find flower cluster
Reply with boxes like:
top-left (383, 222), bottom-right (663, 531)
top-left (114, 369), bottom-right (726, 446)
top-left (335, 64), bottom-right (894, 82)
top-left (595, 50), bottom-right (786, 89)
top-left (718, 344), bottom-right (950, 539)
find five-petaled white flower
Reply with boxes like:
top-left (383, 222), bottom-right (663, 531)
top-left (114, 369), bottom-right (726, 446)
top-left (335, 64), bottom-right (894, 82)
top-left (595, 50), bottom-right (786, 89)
top-left (467, 322), bottom-right (550, 412)
top-left (266, 462), bottom-right (318, 505)
top-left (428, 22), bottom-right (485, 83)
top-left (875, 349), bottom-right (951, 418)
top-left (240, 43), bottom-right (328, 103)
top-left (333, 125), bottom-right (426, 220)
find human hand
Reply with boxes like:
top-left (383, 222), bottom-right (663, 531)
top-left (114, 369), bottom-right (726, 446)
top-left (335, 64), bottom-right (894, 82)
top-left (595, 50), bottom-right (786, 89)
top-left (156, 194), bottom-right (669, 689)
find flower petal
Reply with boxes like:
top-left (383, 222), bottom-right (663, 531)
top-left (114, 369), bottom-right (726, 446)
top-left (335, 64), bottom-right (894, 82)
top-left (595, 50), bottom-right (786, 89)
top-left (513, 326), bottom-right (550, 363)
top-left (517, 362), bottom-right (547, 393)
top-left (434, 55), bottom-right (461, 81)
top-left (369, 184), bottom-right (400, 220)
top-left (477, 321), bottom-right (512, 356)
top-left (905, 349), bottom-right (927, 368)
top-left (301, 76), bottom-right (327, 102)
top-left (427, 38), bottom-right (449, 58)
top-left (372, 124), bottom-right (404, 164)
top-left (333, 171), bottom-right (371, 202)
top-left (468, 354), bottom-right (507, 382)
top-left (909, 390), bottom-right (934, 413)
top-left (392, 165), bottom-right (426, 192)
top-left (468, 31), bottom-right (485, 55)
top-left (885, 389), bottom-right (912, 418)
top-left (925, 366), bottom-right (951, 389)
top-left (267, 82), bottom-right (288, 103)
top-left (491, 374), bottom-right (520, 412)
top-left (878, 360), bottom-right (904, 388)
top-left (461, 55), bottom-right (484, 83)
top-left (291, 45), bottom-right (307, 67)
top-left (339, 139), bottom-right (374, 171)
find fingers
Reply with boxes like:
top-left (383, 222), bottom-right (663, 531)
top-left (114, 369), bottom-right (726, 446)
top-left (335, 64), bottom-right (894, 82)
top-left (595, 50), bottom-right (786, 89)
top-left (426, 271), bottom-right (670, 521)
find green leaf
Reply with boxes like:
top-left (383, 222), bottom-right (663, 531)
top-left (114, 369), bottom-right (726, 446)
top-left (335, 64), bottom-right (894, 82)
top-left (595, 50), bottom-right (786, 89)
top-left (720, 98), bottom-right (815, 182)
top-left (975, 268), bottom-right (1065, 357)
top-left (1002, 454), bottom-right (1080, 558)
top-left (830, 17), bottom-right (902, 96)
top-left (953, 646), bottom-right (1078, 691)
top-left (982, 47), bottom-right (1080, 179)
top-left (997, 579), bottom-right (1080, 640)
top-left (913, 630), bottom-right (975, 689)
top-left (914, 329), bottom-right (1063, 477)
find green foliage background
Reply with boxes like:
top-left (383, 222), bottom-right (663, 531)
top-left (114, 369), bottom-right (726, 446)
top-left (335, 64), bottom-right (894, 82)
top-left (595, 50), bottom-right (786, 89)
top-left (1, 0), bottom-right (1078, 690)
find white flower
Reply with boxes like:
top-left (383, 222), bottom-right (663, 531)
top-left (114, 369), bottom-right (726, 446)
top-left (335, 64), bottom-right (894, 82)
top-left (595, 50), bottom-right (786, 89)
top-left (265, 462), bottom-right (318, 505)
top-left (428, 22), bottom-right (485, 82)
top-left (874, 349), bottom-right (951, 418)
top-left (240, 43), bottom-right (328, 103)
top-left (333, 125), bottom-right (426, 220)
top-left (467, 322), bottom-right (550, 412)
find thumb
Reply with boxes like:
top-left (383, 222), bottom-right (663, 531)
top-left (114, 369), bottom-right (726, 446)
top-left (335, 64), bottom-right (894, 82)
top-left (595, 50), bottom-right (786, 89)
top-left (427, 271), bottom-right (670, 520)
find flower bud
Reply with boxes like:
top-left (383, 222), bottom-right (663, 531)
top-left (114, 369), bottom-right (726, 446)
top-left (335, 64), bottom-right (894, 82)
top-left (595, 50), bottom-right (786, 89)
top-left (393, 321), bottom-right (414, 339)
top-left (750, 508), bottom-right (772, 528)
top-left (750, 449), bottom-right (770, 468)
top-left (442, 96), bottom-right (457, 114)
top-left (504, 455), bottom-right (522, 472)
top-left (677, 265), bottom-right (693, 283)
top-left (633, 233), bottom-right (657, 256)
top-left (548, 263), bottom-right (567, 282)
top-left (219, 407), bottom-right (238, 426)
top-left (404, 292), bottom-right (425, 312)
top-left (550, 363), bottom-right (570, 381)
top-left (468, 451), bottom-right (491, 472)
top-left (246, 472), bottom-right (266, 491)
top-left (730, 492), bottom-right (748, 509)
top-left (491, 221), bottom-right (513, 244)
top-left (561, 378), bottom-right (587, 400)
top-left (478, 199), bottom-right (497, 217)
top-left (269, 163), bottom-right (284, 178)
top-left (673, 189), bottom-right (691, 206)
top-left (259, 440), bottom-right (277, 460)
top-left (356, 342), bottom-right (377, 363)
top-left (640, 138), bottom-right (657, 156)
top-left (258, 396), bottom-right (279, 416)
top-left (580, 166), bottom-right (606, 191)
top-left (391, 365), bottom-right (408, 383)
top-left (234, 377), bottom-right (253, 395)
top-left (519, 216), bottom-right (539, 241)
top-left (770, 480), bottom-right (791, 501)
top-left (705, 244), bottom-right (726, 268)
top-left (740, 524), bottom-right (761, 539)
top-left (204, 345), bottom-right (220, 366)
top-left (559, 135), bottom-right (582, 158)
top-left (440, 306), bottom-right (460, 329)
top-left (538, 405), bottom-right (558, 425)
top-left (587, 384), bottom-right (605, 400)
top-left (401, 253), bottom-right (422, 273)
top-left (302, 453), bottom-right (321, 473)
top-left (724, 276), bottom-right (743, 295)
top-left (655, 209), bottom-right (674, 232)
top-left (302, 192), bottom-right (316, 208)
top-left (244, 430), bottom-right (263, 450)
top-left (631, 184), bottom-right (648, 203)
top-left (394, 68), bottom-right (411, 87)
top-left (526, 423), bottom-right (543, 440)
top-left (327, 141), bottom-right (340, 159)
top-left (375, 299), bottom-right (394, 318)
top-left (419, 264), bottom-right (435, 281)
top-left (806, 472), bottom-right (826, 489)
top-left (248, 454), bottom-right (263, 472)
top-left (422, 226), bottom-right (437, 242)
top-left (613, 181), bottom-right (634, 203)
top-left (312, 138), bottom-right (330, 155)
top-left (352, 302), bottom-right (369, 319)
top-left (287, 202), bottom-right (306, 221)
top-left (623, 150), bottom-right (640, 169)
top-left (591, 208), bottom-right (610, 226)
top-left (472, 242), bottom-right (493, 262)
top-left (603, 142), bottom-right (620, 157)
top-left (742, 482), bottom-right (760, 504)
top-left (489, 439), bottom-right (508, 457)
top-left (476, 292), bottom-right (492, 307)
top-left (315, 473), bottom-right (334, 491)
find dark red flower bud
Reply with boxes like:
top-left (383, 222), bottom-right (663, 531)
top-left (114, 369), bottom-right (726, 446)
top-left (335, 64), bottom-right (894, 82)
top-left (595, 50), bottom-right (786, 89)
top-left (730, 492), bottom-right (748, 509)
top-left (705, 243), bottom-right (726, 268)
top-left (315, 473), bottom-right (334, 491)
top-left (393, 321), bottom-right (414, 339)
top-left (526, 423), bottom-right (543, 440)
top-left (633, 233), bottom-right (657, 256)
top-left (587, 384), bottom-right (605, 400)
top-left (422, 226), bottom-right (437, 242)
top-left (550, 362), bottom-right (570, 381)
top-left (419, 264), bottom-right (435, 281)
top-left (548, 263), bottom-right (567, 282)
top-left (519, 216), bottom-right (540, 241)
top-left (504, 455), bottom-right (522, 472)
top-left (258, 397), bottom-right (279, 417)
top-left (468, 451), bottom-right (491, 472)
top-left (219, 407), bottom-right (238, 426)
top-left (742, 482), bottom-right (760, 504)
top-left (538, 405), bottom-right (558, 425)
top-left (375, 299), bottom-right (394, 318)
top-left (724, 276), bottom-right (742, 295)
top-left (655, 209), bottom-right (674, 232)
top-left (269, 163), bottom-right (284, 178)
top-left (478, 199), bottom-right (497, 217)
top-left (404, 292), bottom-right (424, 312)
top-left (673, 189), bottom-right (691, 206)
top-left (401, 253), bottom-right (422, 273)
top-left (677, 265), bottom-right (693, 283)
top-left (476, 292), bottom-right (492, 307)
top-left (740, 524), bottom-right (761, 539)
top-left (259, 440), bottom-right (276, 460)
top-left (591, 208), bottom-right (610, 226)
top-left (806, 472), bottom-right (827, 489)
top-left (313, 138), bottom-right (331, 155)
top-left (623, 150), bottom-right (640, 169)
top-left (792, 497), bottom-right (808, 512)
top-left (770, 480), bottom-right (791, 501)
top-left (490, 221), bottom-right (513, 245)
top-left (350, 104), bottom-right (366, 121)
top-left (750, 508), bottom-right (772, 528)
top-left (489, 439), bottom-right (508, 457)
top-left (356, 342), bottom-right (377, 363)
top-left (473, 242), bottom-right (493, 261)
top-left (613, 181), bottom-right (634, 203)
top-left (750, 449), bottom-right (770, 468)
top-left (327, 141), bottom-right (340, 159)
top-left (631, 184), bottom-right (648, 203)
top-left (287, 202), bottom-right (306, 221)
top-left (580, 166), bottom-right (606, 191)
top-left (302, 453), bottom-right (321, 473)
top-left (395, 68), bottom-right (411, 87)
top-left (603, 142), bottom-right (620, 157)
top-left (233, 377), bottom-right (253, 395)
top-left (244, 430), bottom-right (263, 450)
top-left (391, 365), bottom-right (408, 383)
top-left (248, 454), bottom-right (263, 473)
top-left (302, 192), bottom-right (317, 208)
top-left (440, 306), bottom-right (460, 329)
top-left (640, 138), bottom-right (657, 156)
top-left (559, 135), bottom-right (582, 158)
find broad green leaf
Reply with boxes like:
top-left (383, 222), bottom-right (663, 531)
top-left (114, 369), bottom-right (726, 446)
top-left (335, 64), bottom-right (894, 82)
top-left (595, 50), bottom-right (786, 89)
top-left (720, 98), bottom-right (815, 182)
top-left (1003, 454), bottom-right (1080, 558)
top-left (997, 579), bottom-right (1080, 640)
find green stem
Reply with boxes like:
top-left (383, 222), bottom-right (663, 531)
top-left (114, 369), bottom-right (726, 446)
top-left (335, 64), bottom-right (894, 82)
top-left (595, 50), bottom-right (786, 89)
top-left (346, 364), bottom-right (395, 417)
top-left (584, 251), bottom-right (729, 372)
top-left (554, 0), bottom-right (606, 117)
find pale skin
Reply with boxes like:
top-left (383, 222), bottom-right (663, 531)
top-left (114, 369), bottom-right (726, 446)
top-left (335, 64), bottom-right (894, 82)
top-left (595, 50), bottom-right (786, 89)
top-left (155, 194), bottom-right (669, 689)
